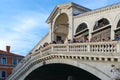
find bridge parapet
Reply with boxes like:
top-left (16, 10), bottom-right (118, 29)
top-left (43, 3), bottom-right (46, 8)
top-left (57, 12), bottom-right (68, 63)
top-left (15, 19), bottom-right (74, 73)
top-left (8, 41), bottom-right (120, 80)
top-left (33, 41), bottom-right (120, 56)
top-left (13, 41), bottom-right (120, 71)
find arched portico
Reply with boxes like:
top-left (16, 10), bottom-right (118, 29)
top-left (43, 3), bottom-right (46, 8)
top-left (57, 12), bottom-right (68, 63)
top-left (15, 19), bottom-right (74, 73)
top-left (53, 13), bottom-right (69, 43)
top-left (74, 22), bottom-right (89, 42)
top-left (115, 19), bottom-right (120, 38)
top-left (112, 13), bottom-right (120, 40)
top-left (114, 18), bottom-right (120, 38)
top-left (113, 13), bottom-right (120, 30)
top-left (22, 59), bottom-right (112, 80)
top-left (91, 18), bottom-right (111, 42)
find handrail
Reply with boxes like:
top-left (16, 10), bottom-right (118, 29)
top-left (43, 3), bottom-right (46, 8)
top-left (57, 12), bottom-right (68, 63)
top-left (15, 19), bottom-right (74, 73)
top-left (36, 41), bottom-right (119, 54)
top-left (13, 41), bottom-right (120, 71)
top-left (10, 41), bottom-right (120, 79)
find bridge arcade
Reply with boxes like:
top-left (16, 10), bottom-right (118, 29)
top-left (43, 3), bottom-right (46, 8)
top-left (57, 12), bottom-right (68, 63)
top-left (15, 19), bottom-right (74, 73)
top-left (7, 2), bottom-right (120, 80)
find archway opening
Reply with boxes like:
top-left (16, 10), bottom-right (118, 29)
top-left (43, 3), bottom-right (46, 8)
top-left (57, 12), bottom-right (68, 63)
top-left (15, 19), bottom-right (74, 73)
top-left (53, 13), bottom-right (69, 43)
top-left (91, 18), bottom-right (111, 42)
top-left (74, 23), bottom-right (89, 42)
top-left (25, 63), bottom-right (101, 80)
top-left (115, 19), bottom-right (120, 39)
top-left (117, 19), bottom-right (120, 28)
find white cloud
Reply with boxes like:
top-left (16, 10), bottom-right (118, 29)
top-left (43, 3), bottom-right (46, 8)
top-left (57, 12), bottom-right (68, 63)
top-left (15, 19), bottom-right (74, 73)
top-left (12, 13), bottom-right (49, 32)
top-left (13, 18), bottom-right (37, 32)
top-left (0, 12), bottom-right (49, 56)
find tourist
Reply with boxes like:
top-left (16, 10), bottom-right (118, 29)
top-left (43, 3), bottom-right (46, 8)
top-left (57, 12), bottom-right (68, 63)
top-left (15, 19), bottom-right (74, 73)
top-left (114, 34), bottom-right (120, 41)
top-left (57, 40), bottom-right (64, 44)
top-left (72, 38), bottom-right (76, 43)
top-left (67, 39), bottom-right (72, 44)
top-left (94, 37), bottom-right (98, 42)
top-left (43, 42), bottom-right (49, 47)
top-left (39, 45), bottom-right (43, 50)
top-left (84, 37), bottom-right (89, 43)
top-left (106, 37), bottom-right (110, 41)
top-left (52, 41), bottom-right (56, 44)
top-left (102, 38), bottom-right (105, 42)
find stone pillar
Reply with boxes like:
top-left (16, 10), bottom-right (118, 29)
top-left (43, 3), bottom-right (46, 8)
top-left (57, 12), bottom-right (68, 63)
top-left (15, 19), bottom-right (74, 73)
top-left (111, 25), bottom-right (115, 40)
top-left (67, 8), bottom-right (74, 41)
top-left (48, 22), bottom-right (52, 42)
top-left (89, 30), bottom-right (92, 42)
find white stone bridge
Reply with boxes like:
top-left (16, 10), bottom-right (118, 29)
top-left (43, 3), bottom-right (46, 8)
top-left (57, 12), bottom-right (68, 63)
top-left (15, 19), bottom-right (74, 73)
top-left (7, 41), bottom-right (120, 80)
top-left (7, 2), bottom-right (120, 80)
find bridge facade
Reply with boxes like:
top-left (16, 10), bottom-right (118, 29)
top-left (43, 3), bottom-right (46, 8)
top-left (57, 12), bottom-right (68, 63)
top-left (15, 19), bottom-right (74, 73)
top-left (7, 2), bottom-right (120, 80)
top-left (8, 41), bottom-right (120, 80)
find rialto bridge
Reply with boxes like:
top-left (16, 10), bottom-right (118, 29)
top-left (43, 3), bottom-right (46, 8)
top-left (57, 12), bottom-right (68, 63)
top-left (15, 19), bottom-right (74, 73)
top-left (7, 2), bottom-right (120, 80)
top-left (7, 42), bottom-right (120, 80)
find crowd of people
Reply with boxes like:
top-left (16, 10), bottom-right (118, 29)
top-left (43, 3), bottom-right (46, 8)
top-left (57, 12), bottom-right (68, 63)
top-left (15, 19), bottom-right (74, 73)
top-left (35, 34), bottom-right (120, 52)
top-left (90, 37), bottom-right (111, 42)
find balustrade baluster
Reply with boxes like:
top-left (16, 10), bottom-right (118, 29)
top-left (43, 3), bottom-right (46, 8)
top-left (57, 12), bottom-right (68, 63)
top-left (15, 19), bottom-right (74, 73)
top-left (87, 44), bottom-right (90, 52)
top-left (67, 45), bottom-right (69, 52)
top-left (51, 45), bottom-right (53, 52)
top-left (117, 42), bottom-right (120, 53)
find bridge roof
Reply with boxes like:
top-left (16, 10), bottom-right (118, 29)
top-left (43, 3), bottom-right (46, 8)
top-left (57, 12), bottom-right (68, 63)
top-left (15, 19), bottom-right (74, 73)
top-left (46, 2), bottom-right (91, 24)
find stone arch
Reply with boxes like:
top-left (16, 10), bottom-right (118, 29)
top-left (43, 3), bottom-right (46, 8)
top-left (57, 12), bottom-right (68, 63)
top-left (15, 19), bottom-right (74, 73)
top-left (23, 59), bottom-right (112, 80)
top-left (113, 13), bottom-right (120, 30)
top-left (93, 18), bottom-right (110, 30)
top-left (75, 23), bottom-right (88, 34)
top-left (117, 20), bottom-right (120, 28)
top-left (53, 13), bottom-right (69, 43)
top-left (114, 13), bottom-right (120, 38)
top-left (74, 22), bottom-right (89, 42)
top-left (91, 17), bottom-right (111, 42)
top-left (115, 20), bottom-right (120, 38)
top-left (92, 16), bottom-right (112, 31)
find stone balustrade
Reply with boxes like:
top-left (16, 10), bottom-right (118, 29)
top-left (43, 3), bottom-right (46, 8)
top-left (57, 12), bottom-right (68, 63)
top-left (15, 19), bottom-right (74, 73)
top-left (34, 41), bottom-right (120, 55)
top-left (12, 41), bottom-right (120, 73)
top-left (9, 41), bottom-right (120, 80)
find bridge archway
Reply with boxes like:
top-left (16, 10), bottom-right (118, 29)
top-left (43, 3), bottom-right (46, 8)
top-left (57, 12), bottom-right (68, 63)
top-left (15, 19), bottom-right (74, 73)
top-left (23, 59), bottom-right (112, 80)
top-left (53, 13), bottom-right (69, 43)
top-left (25, 63), bottom-right (100, 80)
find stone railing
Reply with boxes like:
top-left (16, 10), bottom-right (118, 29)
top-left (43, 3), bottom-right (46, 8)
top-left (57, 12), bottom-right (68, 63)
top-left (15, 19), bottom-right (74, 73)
top-left (9, 41), bottom-right (120, 80)
top-left (13, 41), bottom-right (120, 71)
top-left (34, 41), bottom-right (120, 55)
top-left (14, 41), bottom-right (120, 67)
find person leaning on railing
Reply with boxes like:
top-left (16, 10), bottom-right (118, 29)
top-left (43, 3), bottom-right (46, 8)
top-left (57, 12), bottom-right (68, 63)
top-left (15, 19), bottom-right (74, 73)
top-left (84, 37), bottom-right (89, 43)
top-left (67, 39), bottom-right (72, 44)
top-left (114, 34), bottom-right (120, 41)
top-left (72, 38), bottom-right (76, 43)
top-left (52, 41), bottom-right (56, 44)
top-left (43, 42), bottom-right (49, 47)
top-left (106, 37), bottom-right (110, 41)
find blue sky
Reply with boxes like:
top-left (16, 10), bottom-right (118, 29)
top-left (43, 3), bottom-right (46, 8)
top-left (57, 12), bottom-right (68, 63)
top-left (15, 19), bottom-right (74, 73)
top-left (0, 0), bottom-right (120, 56)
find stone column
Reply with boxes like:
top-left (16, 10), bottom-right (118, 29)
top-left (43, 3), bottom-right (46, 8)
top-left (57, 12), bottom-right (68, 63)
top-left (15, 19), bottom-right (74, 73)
top-left (48, 22), bottom-right (52, 42)
top-left (67, 8), bottom-right (74, 41)
top-left (111, 25), bottom-right (115, 40)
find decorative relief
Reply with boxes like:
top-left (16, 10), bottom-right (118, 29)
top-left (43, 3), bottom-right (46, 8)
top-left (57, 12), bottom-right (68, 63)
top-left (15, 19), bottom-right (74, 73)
top-left (111, 65), bottom-right (120, 80)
